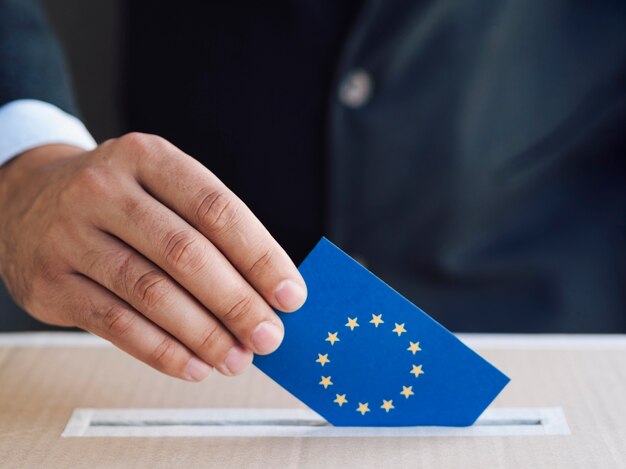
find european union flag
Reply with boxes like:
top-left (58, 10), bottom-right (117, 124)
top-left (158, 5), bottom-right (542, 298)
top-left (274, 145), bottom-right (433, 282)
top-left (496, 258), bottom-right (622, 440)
top-left (254, 238), bottom-right (509, 426)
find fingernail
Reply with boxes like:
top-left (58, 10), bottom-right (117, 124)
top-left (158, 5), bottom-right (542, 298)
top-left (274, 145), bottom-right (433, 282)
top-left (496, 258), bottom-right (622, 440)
top-left (224, 345), bottom-right (252, 375)
top-left (185, 357), bottom-right (213, 382)
top-left (274, 279), bottom-right (307, 312)
top-left (251, 321), bottom-right (284, 354)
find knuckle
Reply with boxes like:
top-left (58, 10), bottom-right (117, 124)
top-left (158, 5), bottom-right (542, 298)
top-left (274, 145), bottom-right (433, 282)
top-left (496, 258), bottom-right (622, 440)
top-left (71, 294), bottom-right (101, 330)
top-left (197, 323), bottom-right (224, 352)
top-left (149, 336), bottom-right (177, 368)
top-left (194, 189), bottom-right (240, 234)
top-left (99, 137), bottom-right (117, 148)
top-left (131, 270), bottom-right (172, 310)
top-left (100, 304), bottom-right (137, 338)
top-left (222, 295), bottom-right (254, 324)
top-left (117, 194), bottom-right (152, 229)
top-left (119, 132), bottom-right (169, 160)
top-left (248, 248), bottom-right (274, 277)
top-left (69, 301), bottom-right (89, 329)
top-left (35, 253), bottom-right (66, 284)
top-left (119, 131), bottom-right (151, 149)
top-left (104, 249), bottom-right (135, 293)
top-left (161, 230), bottom-right (207, 273)
top-left (119, 194), bottom-right (143, 219)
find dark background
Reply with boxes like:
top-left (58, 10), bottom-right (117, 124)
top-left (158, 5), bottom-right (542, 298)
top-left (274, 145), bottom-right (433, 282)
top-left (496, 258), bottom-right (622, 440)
top-left (42, 0), bottom-right (123, 141)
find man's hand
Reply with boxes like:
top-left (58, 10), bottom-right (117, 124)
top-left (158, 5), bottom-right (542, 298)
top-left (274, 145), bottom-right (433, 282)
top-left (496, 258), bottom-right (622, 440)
top-left (0, 133), bottom-right (307, 381)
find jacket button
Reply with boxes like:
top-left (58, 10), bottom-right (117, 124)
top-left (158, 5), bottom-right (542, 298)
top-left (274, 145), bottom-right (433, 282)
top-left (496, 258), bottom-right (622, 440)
top-left (338, 69), bottom-right (373, 108)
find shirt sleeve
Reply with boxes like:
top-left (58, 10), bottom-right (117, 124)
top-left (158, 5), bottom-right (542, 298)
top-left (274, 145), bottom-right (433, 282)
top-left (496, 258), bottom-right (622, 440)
top-left (0, 99), bottom-right (97, 166)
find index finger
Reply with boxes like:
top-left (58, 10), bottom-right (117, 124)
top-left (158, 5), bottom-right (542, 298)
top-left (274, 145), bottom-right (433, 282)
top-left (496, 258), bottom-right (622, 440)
top-left (123, 133), bottom-right (307, 312)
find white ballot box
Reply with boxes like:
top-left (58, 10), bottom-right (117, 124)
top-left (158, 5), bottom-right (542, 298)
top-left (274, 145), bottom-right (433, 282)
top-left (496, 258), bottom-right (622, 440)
top-left (0, 333), bottom-right (624, 468)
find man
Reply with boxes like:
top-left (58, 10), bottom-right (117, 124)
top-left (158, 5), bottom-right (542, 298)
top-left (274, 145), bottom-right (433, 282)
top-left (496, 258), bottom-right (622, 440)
top-left (1, 1), bottom-right (625, 381)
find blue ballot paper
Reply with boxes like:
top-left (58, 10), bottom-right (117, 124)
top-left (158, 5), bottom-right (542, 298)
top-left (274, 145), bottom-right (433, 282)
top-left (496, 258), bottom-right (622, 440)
top-left (254, 238), bottom-right (509, 427)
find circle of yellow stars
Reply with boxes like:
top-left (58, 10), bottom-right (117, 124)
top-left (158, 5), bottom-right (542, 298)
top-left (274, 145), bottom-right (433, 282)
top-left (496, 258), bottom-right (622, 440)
top-left (315, 313), bottom-right (425, 416)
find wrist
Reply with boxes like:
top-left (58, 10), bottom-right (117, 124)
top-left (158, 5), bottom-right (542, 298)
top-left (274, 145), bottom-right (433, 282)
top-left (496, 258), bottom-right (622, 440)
top-left (0, 144), bottom-right (85, 207)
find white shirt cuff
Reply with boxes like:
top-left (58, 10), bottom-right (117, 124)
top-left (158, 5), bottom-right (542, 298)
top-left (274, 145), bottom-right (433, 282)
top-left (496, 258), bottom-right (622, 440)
top-left (0, 99), bottom-right (97, 166)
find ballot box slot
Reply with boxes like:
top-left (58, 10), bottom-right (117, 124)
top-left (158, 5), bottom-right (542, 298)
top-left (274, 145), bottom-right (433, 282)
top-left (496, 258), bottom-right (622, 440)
top-left (89, 418), bottom-right (331, 427)
top-left (87, 418), bottom-right (542, 428)
top-left (475, 419), bottom-right (542, 426)
top-left (62, 407), bottom-right (569, 437)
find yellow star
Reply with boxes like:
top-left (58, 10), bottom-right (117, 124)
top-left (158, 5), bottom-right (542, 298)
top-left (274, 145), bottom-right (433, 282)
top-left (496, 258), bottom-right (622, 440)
top-left (319, 376), bottom-right (333, 389)
top-left (392, 323), bottom-right (407, 336)
top-left (315, 353), bottom-right (330, 366)
top-left (400, 385), bottom-right (414, 399)
top-left (334, 394), bottom-right (348, 407)
top-left (407, 341), bottom-right (422, 354)
top-left (380, 400), bottom-right (395, 413)
top-left (345, 317), bottom-right (359, 331)
top-left (356, 402), bottom-right (370, 415)
top-left (325, 332), bottom-right (340, 345)
top-left (410, 364), bottom-right (425, 378)
top-left (370, 314), bottom-right (384, 327)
